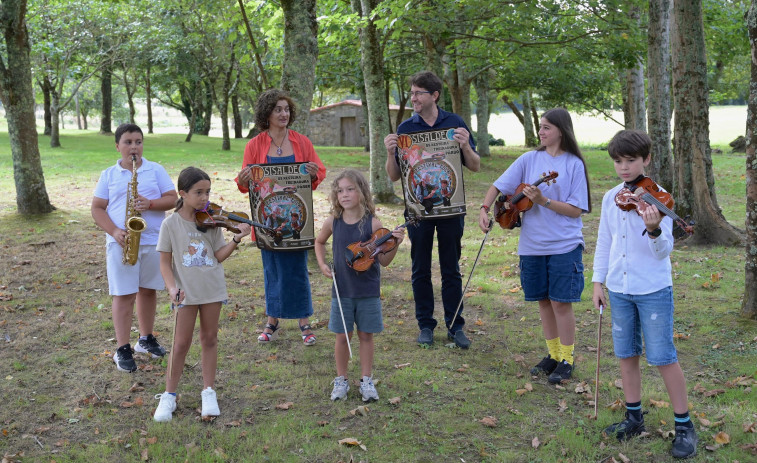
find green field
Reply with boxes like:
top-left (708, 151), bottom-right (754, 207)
top-left (0, 127), bottom-right (755, 462)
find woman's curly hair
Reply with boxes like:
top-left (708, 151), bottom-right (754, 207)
top-left (254, 89), bottom-right (296, 130)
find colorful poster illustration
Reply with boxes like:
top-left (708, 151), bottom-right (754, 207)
top-left (246, 162), bottom-right (314, 251)
top-left (396, 129), bottom-right (466, 219)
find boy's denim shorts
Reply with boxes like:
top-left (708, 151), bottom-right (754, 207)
top-left (519, 245), bottom-right (584, 303)
top-left (608, 287), bottom-right (678, 366)
top-left (329, 297), bottom-right (383, 334)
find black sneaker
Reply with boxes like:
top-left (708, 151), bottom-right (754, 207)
top-left (530, 355), bottom-right (558, 376)
top-left (135, 334), bottom-right (166, 358)
top-left (671, 425), bottom-right (697, 459)
top-left (113, 344), bottom-right (137, 372)
top-left (602, 410), bottom-right (646, 441)
top-left (417, 328), bottom-right (434, 346)
top-left (547, 360), bottom-right (574, 384)
top-left (447, 330), bottom-right (471, 349)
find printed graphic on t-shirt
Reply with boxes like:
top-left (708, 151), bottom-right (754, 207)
top-left (182, 239), bottom-right (216, 267)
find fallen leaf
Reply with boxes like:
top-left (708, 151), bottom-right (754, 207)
top-left (524, 383), bottom-right (533, 392)
top-left (317, 420), bottom-right (329, 426)
top-left (618, 453), bottom-right (630, 463)
top-left (703, 389), bottom-right (725, 397)
top-left (479, 416), bottom-right (497, 428)
top-left (574, 381), bottom-right (590, 394)
top-left (743, 422), bottom-right (757, 433)
top-left (713, 431), bottom-right (730, 444)
top-left (532, 436), bottom-right (540, 448)
top-left (394, 363), bottom-right (411, 369)
top-left (558, 399), bottom-right (568, 413)
top-left (275, 402), bottom-right (293, 410)
top-left (649, 398), bottom-right (669, 408)
top-left (338, 437), bottom-right (367, 451)
top-left (698, 417), bottom-right (712, 427)
top-left (388, 397), bottom-right (401, 405)
top-left (224, 420), bottom-right (241, 427)
top-left (608, 399), bottom-right (624, 411)
top-left (657, 428), bottom-right (675, 438)
top-left (141, 448), bottom-right (149, 461)
top-left (705, 443), bottom-right (721, 452)
top-left (129, 383), bottom-right (145, 393)
top-left (515, 388), bottom-right (528, 396)
top-left (614, 379), bottom-right (623, 389)
top-left (120, 401), bottom-right (134, 408)
top-left (147, 436), bottom-right (157, 444)
top-left (350, 405), bottom-right (370, 417)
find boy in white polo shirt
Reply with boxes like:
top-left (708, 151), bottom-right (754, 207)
top-left (91, 124), bottom-right (177, 372)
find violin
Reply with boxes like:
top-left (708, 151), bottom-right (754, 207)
top-left (614, 176), bottom-right (694, 236)
top-left (493, 171), bottom-right (559, 229)
top-left (345, 218), bottom-right (417, 272)
top-left (195, 202), bottom-right (283, 244)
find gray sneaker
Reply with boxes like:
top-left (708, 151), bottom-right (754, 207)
top-left (330, 376), bottom-right (350, 401)
top-left (359, 376), bottom-right (379, 402)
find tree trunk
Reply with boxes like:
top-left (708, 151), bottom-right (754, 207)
top-left (672, 0), bottom-right (743, 245)
top-left (523, 91), bottom-right (538, 147)
top-left (232, 92), bottom-right (243, 138)
top-left (743, 0), bottom-right (757, 319)
top-left (280, 0), bottom-right (318, 135)
top-left (474, 74), bottom-right (490, 157)
top-left (122, 65), bottom-right (136, 124)
top-left (647, 0), bottom-right (674, 193)
top-left (0, 0), bottom-right (55, 214)
top-left (624, 57), bottom-right (646, 130)
top-left (352, 0), bottom-right (395, 202)
top-left (75, 93), bottom-right (82, 129)
top-left (82, 112), bottom-right (88, 130)
top-left (100, 66), bottom-right (113, 134)
top-left (50, 91), bottom-right (61, 147)
top-left (146, 67), bottom-right (154, 134)
top-left (38, 75), bottom-right (52, 135)
top-left (186, 110), bottom-right (196, 143)
top-left (421, 33), bottom-right (446, 104)
top-left (201, 81), bottom-right (212, 135)
top-left (359, 84), bottom-right (370, 151)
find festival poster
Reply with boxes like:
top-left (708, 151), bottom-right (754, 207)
top-left (246, 162), bottom-right (314, 251)
top-left (396, 128), bottom-right (466, 219)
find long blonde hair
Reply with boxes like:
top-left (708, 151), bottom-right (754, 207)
top-left (329, 169), bottom-right (375, 231)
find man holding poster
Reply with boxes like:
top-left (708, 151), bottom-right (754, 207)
top-left (384, 71), bottom-right (480, 349)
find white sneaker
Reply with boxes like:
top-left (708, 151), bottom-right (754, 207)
top-left (153, 392), bottom-right (176, 422)
top-left (330, 376), bottom-right (350, 401)
top-left (359, 376), bottom-right (379, 402)
top-left (201, 387), bottom-right (220, 417)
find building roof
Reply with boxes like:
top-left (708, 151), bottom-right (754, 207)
top-left (310, 99), bottom-right (404, 112)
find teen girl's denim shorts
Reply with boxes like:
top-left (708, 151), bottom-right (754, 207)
top-left (519, 245), bottom-right (584, 303)
top-left (608, 286), bottom-right (678, 366)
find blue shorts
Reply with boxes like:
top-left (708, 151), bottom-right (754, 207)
top-left (608, 287), bottom-right (678, 366)
top-left (519, 245), bottom-right (584, 303)
top-left (329, 297), bottom-right (383, 334)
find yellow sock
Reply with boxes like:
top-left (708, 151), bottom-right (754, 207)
top-left (546, 338), bottom-right (561, 360)
top-left (560, 343), bottom-right (574, 365)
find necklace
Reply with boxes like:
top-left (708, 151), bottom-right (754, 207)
top-left (269, 129), bottom-right (287, 156)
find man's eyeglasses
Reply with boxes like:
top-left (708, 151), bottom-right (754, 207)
top-left (408, 91), bottom-right (431, 97)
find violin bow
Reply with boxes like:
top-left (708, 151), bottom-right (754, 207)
top-left (592, 303), bottom-right (604, 420)
top-left (449, 219), bottom-right (493, 334)
top-left (167, 290), bottom-right (181, 383)
top-left (330, 262), bottom-right (352, 359)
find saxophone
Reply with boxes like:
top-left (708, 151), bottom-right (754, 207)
top-left (123, 154), bottom-right (147, 265)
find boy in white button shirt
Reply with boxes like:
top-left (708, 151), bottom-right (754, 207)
top-left (592, 130), bottom-right (696, 459)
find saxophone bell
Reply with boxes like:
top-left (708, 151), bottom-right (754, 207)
top-left (123, 154), bottom-right (145, 265)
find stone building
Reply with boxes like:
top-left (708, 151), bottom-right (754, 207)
top-left (308, 99), bottom-right (404, 147)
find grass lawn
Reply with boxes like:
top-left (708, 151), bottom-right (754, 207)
top-left (0, 128), bottom-right (755, 462)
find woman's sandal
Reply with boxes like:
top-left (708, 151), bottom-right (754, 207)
top-left (299, 324), bottom-right (316, 346)
top-left (258, 322), bottom-right (279, 343)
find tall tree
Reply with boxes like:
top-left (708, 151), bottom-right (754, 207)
top-left (99, 65), bottom-right (113, 134)
top-left (0, 0), bottom-right (55, 214)
top-left (474, 71), bottom-right (492, 157)
top-left (646, 0), bottom-right (674, 192)
top-left (671, 0), bottom-right (742, 245)
top-left (352, 0), bottom-right (395, 202)
top-left (280, 0), bottom-right (318, 134)
top-left (744, 0), bottom-right (757, 319)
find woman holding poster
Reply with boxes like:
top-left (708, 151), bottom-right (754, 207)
top-left (235, 89), bottom-right (326, 345)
